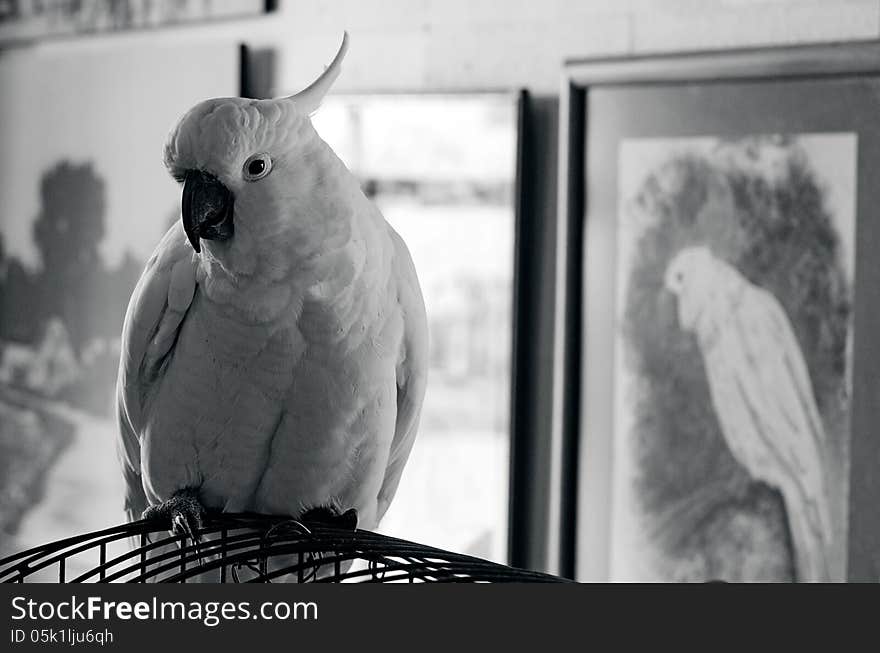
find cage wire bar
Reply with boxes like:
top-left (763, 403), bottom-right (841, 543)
top-left (0, 513), bottom-right (569, 583)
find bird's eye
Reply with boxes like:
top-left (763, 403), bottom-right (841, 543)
top-left (243, 153), bottom-right (272, 181)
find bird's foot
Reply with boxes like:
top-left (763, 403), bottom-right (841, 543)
top-left (299, 505), bottom-right (358, 530)
top-left (142, 489), bottom-right (206, 562)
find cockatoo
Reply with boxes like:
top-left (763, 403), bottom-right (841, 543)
top-left (116, 34), bottom-right (428, 551)
top-left (664, 246), bottom-right (832, 582)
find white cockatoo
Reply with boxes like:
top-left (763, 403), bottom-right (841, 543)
top-left (116, 34), bottom-right (428, 547)
top-left (664, 245), bottom-right (832, 581)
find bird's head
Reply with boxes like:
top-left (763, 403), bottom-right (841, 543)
top-left (664, 245), bottom-right (717, 331)
top-left (163, 33), bottom-right (352, 277)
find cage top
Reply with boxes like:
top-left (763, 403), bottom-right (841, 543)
top-left (1, 513), bottom-right (570, 584)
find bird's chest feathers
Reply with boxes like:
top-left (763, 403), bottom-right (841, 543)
top-left (175, 299), bottom-right (302, 407)
top-left (182, 236), bottom-right (400, 405)
top-left (197, 261), bottom-right (296, 324)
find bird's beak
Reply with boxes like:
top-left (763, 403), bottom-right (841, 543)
top-left (181, 169), bottom-right (234, 253)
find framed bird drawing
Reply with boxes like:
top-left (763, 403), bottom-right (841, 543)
top-left (556, 43), bottom-right (880, 582)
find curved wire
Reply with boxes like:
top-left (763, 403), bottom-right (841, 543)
top-left (1, 513), bottom-right (570, 584)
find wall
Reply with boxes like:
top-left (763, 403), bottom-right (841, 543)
top-left (12, 2), bottom-right (874, 95)
top-left (277, 0), bottom-right (880, 94)
top-left (36, 2), bottom-right (874, 95)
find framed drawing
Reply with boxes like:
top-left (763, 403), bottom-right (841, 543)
top-left (555, 43), bottom-right (880, 582)
top-left (0, 38), bottom-right (246, 576)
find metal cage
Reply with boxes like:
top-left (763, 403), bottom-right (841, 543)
top-left (0, 513), bottom-right (568, 583)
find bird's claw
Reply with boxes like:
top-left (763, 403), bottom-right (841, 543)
top-left (143, 490), bottom-right (206, 564)
top-left (299, 506), bottom-right (358, 530)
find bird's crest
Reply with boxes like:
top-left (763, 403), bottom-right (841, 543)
top-left (285, 32), bottom-right (349, 115)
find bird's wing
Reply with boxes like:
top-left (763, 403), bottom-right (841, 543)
top-left (376, 226), bottom-right (428, 522)
top-left (760, 289), bottom-right (827, 442)
top-left (736, 287), bottom-right (827, 457)
top-left (730, 285), bottom-right (832, 535)
top-left (116, 222), bottom-right (197, 521)
top-left (700, 339), bottom-right (758, 467)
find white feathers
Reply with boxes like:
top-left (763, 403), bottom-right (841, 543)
top-left (665, 246), bottom-right (833, 581)
top-left (286, 32), bottom-right (350, 115)
top-left (116, 34), bottom-right (428, 539)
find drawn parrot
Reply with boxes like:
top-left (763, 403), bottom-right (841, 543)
top-left (664, 245), bottom-right (833, 582)
top-left (115, 33), bottom-right (428, 552)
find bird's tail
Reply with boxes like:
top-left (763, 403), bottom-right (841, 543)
top-left (781, 480), bottom-right (833, 582)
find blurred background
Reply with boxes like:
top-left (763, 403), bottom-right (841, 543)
top-left (0, 0), bottom-right (878, 582)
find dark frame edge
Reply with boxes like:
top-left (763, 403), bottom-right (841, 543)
top-left (547, 79), bottom-right (585, 579)
top-left (239, 43), bottom-right (249, 97)
top-left (509, 91), bottom-right (563, 574)
top-left (508, 89), bottom-right (530, 568)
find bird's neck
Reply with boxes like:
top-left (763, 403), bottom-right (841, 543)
top-left (196, 142), bottom-right (381, 325)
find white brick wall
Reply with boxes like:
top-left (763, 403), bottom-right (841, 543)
top-left (274, 0), bottom-right (880, 94)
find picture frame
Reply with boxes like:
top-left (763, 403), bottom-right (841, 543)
top-left (0, 0), bottom-right (276, 48)
top-left (554, 42), bottom-right (880, 582)
top-left (311, 91), bottom-right (521, 565)
top-left (0, 36), bottom-right (250, 575)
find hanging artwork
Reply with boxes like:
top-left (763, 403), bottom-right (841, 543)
top-left (0, 39), bottom-right (243, 576)
top-left (557, 43), bottom-right (880, 582)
